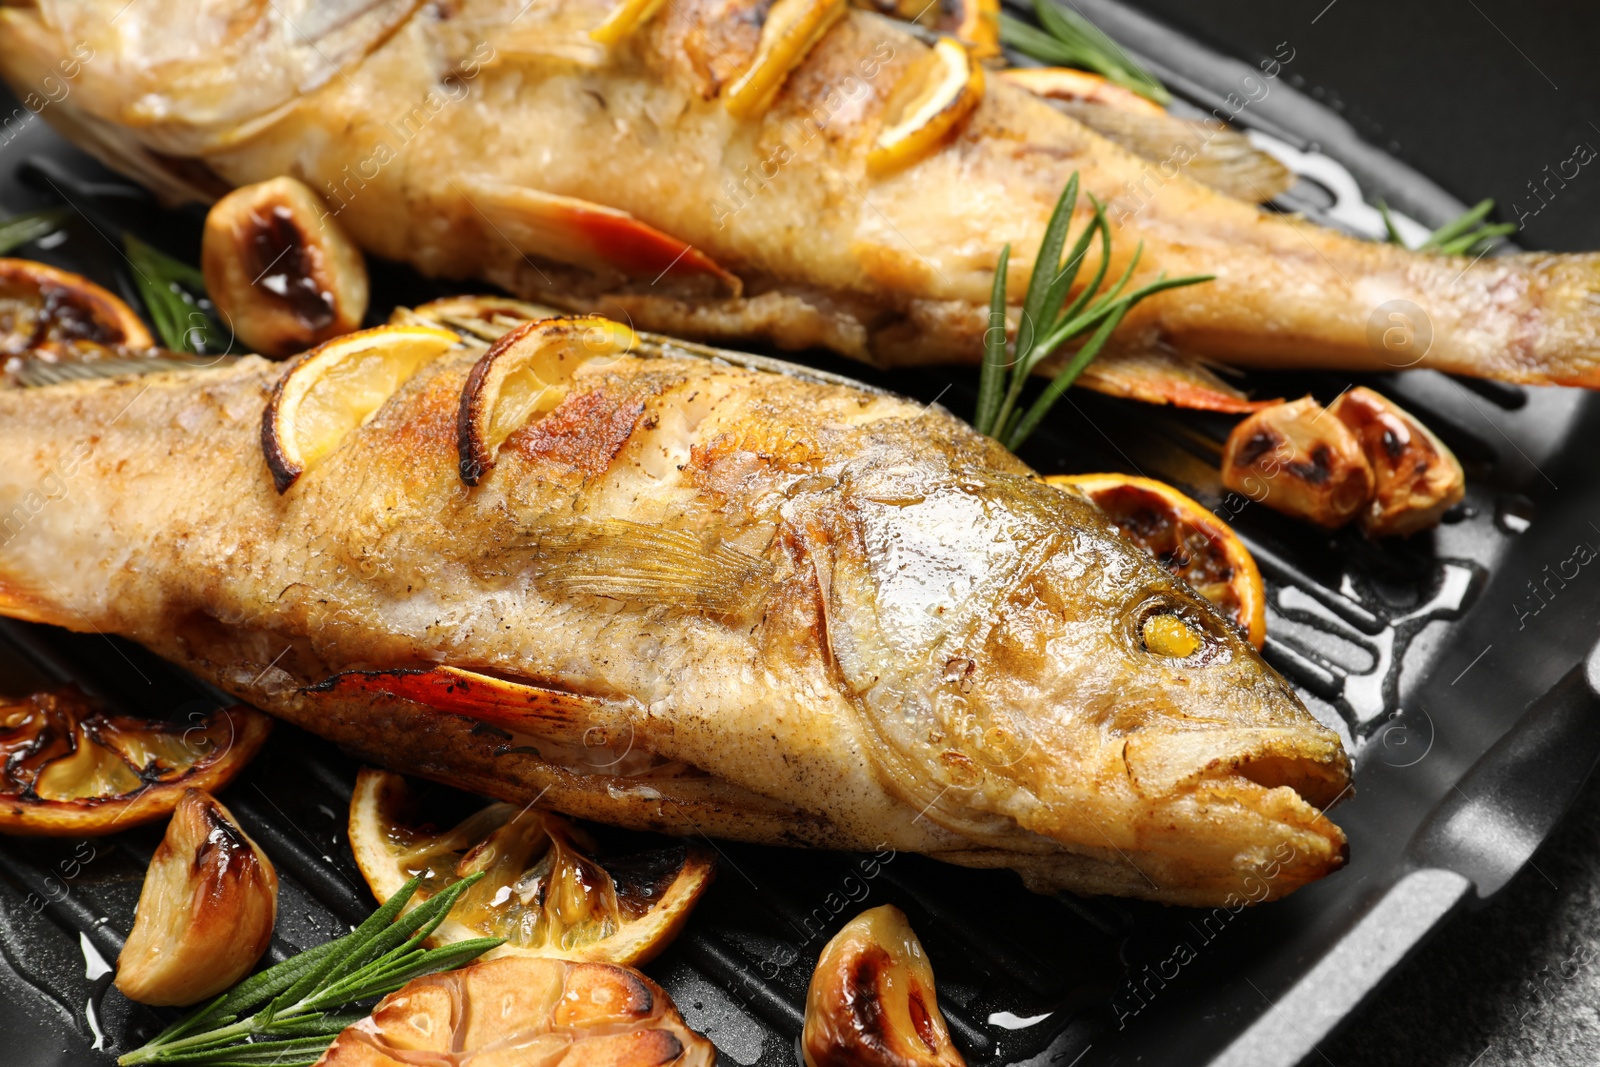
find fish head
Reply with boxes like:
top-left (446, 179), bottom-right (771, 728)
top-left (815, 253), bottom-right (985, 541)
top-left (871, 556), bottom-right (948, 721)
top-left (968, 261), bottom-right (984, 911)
top-left (817, 455), bottom-right (1350, 899)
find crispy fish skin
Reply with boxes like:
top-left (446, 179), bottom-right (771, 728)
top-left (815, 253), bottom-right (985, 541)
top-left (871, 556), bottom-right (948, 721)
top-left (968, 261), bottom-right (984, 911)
top-left (3, 0), bottom-right (1596, 395)
top-left (0, 324), bottom-right (1347, 905)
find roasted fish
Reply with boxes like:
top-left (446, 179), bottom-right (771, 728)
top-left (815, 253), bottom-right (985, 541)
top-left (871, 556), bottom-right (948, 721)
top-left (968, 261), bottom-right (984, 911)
top-left (0, 310), bottom-right (1349, 905)
top-left (4, 0), bottom-right (1597, 408)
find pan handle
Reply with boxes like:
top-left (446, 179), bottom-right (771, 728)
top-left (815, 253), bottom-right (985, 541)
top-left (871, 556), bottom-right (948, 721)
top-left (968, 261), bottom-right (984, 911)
top-left (1407, 637), bottom-right (1600, 898)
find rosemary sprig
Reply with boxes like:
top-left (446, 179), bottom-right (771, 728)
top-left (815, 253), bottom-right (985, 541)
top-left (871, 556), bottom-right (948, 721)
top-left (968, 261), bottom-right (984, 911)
top-left (123, 234), bottom-right (227, 354)
top-left (0, 209), bottom-right (71, 255)
top-left (1000, 0), bottom-right (1170, 105)
top-left (119, 873), bottom-right (502, 1067)
top-left (974, 173), bottom-right (1211, 451)
top-left (1379, 197), bottom-right (1515, 257)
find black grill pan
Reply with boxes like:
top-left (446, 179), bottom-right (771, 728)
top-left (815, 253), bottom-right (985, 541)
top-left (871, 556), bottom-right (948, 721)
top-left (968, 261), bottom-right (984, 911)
top-left (1, 4), bottom-right (1598, 1066)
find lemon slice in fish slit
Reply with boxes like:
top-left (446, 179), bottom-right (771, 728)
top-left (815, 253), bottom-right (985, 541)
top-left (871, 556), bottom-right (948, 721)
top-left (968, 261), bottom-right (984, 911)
top-left (261, 324), bottom-right (457, 492)
top-left (590, 0), bottom-right (669, 44)
top-left (869, 37), bottom-right (985, 175)
top-left (723, 0), bottom-right (848, 120)
top-left (456, 315), bottom-right (636, 485)
top-left (348, 768), bottom-right (715, 966)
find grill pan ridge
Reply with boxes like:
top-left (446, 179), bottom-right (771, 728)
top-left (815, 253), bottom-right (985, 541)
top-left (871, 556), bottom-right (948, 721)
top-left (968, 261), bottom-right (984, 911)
top-left (2, 5), bottom-right (1598, 1066)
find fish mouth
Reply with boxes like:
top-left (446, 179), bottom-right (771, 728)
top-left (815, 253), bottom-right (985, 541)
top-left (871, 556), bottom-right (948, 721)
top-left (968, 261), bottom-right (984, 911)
top-left (1122, 726), bottom-right (1351, 811)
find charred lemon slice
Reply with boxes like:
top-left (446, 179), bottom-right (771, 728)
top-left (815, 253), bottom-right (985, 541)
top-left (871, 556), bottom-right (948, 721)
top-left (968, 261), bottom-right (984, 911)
top-left (0, 689), bottom-right (272, 836)
top-left (348, 768), bottom-right (714, 966)
top-left (318, 956), bottom-right (717, 1067)
top-left (260, 324), bottom-right (457, 492)
top-left (869, 37), bottom-right (985, 174)
top-left (457, 315), bottom-right (637, 485)
top-left (0, 258), bottom-right (153, 359)
top-left (999, 66), bottom-right (1166, 115)
top-left (1046, 473), bottom-right (1267, 649)
top-left (590, 0), bottom-right (669, 44)
top-left (724, 0), bottom-right (847, 119)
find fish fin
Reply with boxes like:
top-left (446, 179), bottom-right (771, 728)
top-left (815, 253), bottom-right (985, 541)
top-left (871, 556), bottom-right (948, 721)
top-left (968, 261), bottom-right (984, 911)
top-left (306, 665), bottom-right (630, 746)
top-left (459, 178), bottom-right (743, 295)
top-left (9, 354), bottom-right (242, 388)
top-left (0, 573), bottom-right (77, 628)
top-left (1077, 345), bottom-right (1277, 413)
top-left (1057, 101), bottom-right (1295, 203)
top-left (511, 518), bottom-right (773, 615)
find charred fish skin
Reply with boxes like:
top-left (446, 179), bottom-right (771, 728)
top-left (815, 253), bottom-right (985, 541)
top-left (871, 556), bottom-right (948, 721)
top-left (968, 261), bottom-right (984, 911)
top-left (0, 320), bottom-right (1348, 906)
top-left (2, 0), bottom-right (1597, 395)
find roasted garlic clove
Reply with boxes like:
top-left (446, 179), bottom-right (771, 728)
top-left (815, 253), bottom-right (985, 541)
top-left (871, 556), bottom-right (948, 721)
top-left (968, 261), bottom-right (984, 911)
top-left (1329, 386), bottom-right (1465, 538)
top-left (804, 905), bottom-right (966, 1067)
top-left (1221, 396), bottom-right (1375, 529)
top-left (116, 789), bottom-right (278, 1006)
top-left (318, 957), bottom-right (717, 1067)
top-left (202, 177), bottom-right (369, 358)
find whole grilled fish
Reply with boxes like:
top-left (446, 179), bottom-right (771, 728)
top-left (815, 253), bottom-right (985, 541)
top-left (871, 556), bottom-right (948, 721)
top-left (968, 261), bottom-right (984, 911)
top-left (0, 310), bottom-right (1349, 905)
top-left (2, 0), bottom-right (1595, 410)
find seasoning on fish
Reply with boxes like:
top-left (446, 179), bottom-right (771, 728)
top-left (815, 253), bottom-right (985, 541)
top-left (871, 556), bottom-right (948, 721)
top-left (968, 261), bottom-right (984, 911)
top-left (8, 0), bottom-right (1597, 404)
top-left (0, 314), bottom-right (1349, 906)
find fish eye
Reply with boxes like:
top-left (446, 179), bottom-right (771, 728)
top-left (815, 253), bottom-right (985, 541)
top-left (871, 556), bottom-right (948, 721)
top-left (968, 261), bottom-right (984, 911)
top-left (1141, 613), bottom-right (1202, 658)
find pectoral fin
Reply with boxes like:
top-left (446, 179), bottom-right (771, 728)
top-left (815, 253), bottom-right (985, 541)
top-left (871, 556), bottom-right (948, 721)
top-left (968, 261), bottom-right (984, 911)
top-left (512, 518), bottom-right (773, 615)
top-left (458, 179), bottom-right (742, 294)
top-left (1078, 345), bottom-right (1276, 413)
top-left (306, 665), bottom-right (632, 747)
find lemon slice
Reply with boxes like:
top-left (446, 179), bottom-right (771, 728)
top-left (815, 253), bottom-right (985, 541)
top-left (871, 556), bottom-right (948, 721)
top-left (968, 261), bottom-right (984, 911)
top-left (1046, 473), bottom-right (1267, 649)
top-left (457, 315), bottom-right (636, 485)
top-left (868, 37), bottom-right (984, 175)
top-left (348, 768), bottom-right (715, 966)
top-left (260, 324), bottom-right (457, 492)
top-left (0, 689), bottom-right (272, 836)
top-left (589, 0), bottom-right (669, 44)
top-left (0, 257), bottom-right (153, 357)
top-left (723, 0), bottom-right (847, 120)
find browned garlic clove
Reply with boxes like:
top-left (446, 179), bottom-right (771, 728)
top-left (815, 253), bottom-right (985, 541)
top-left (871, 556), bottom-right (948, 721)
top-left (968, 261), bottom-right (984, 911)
top-left (1328, 386), bottom-right (1465, 538)
top-left (115, 789), bottom-right (278, 1006)
top-left (202, 177), bottom-right (368, 358)
top-left (803, 905), bottom-right (967, 1067)
top-left (1221, 396), bottom-right (1375, 529)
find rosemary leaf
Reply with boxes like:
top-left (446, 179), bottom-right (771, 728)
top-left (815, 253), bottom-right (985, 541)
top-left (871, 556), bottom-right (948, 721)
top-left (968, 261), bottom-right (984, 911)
top-left (119, 873), bottom-right (501, 1067)
top-left (1003, 1), bottom-right (1170, 105)
top-left (972, 172), bottom-right (1213, 453)
top-left (122, 234), bottom-right (224, 354)
top-left (976, 243), bottom-right (1013, 435)
top-left (1381, 197), bottom-right (1512, 257)
top-left (0, 209), bottom-right (70, 255)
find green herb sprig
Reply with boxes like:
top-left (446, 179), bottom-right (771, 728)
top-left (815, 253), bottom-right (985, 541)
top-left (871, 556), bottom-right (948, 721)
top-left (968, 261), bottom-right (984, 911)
top-left (974, 173), bottom-right (1211, 451)
top-left (1379, 197), bottom-right (1515, 257)
top-left (119, 873), bottom-right (502, 1067)
top-left (0, 209), bottom-right (70, 256)
top-left (1000, 0), bottom-right (1169, 104)
top-left (123, 234), bottom-right (227, 354)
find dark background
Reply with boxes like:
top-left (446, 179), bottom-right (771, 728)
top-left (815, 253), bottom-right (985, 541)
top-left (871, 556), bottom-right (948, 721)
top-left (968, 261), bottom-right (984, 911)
top-left (1115, 3), bottom-right (1600, 1063)
top-left (1125, 0), bottom-right (1600, 253)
